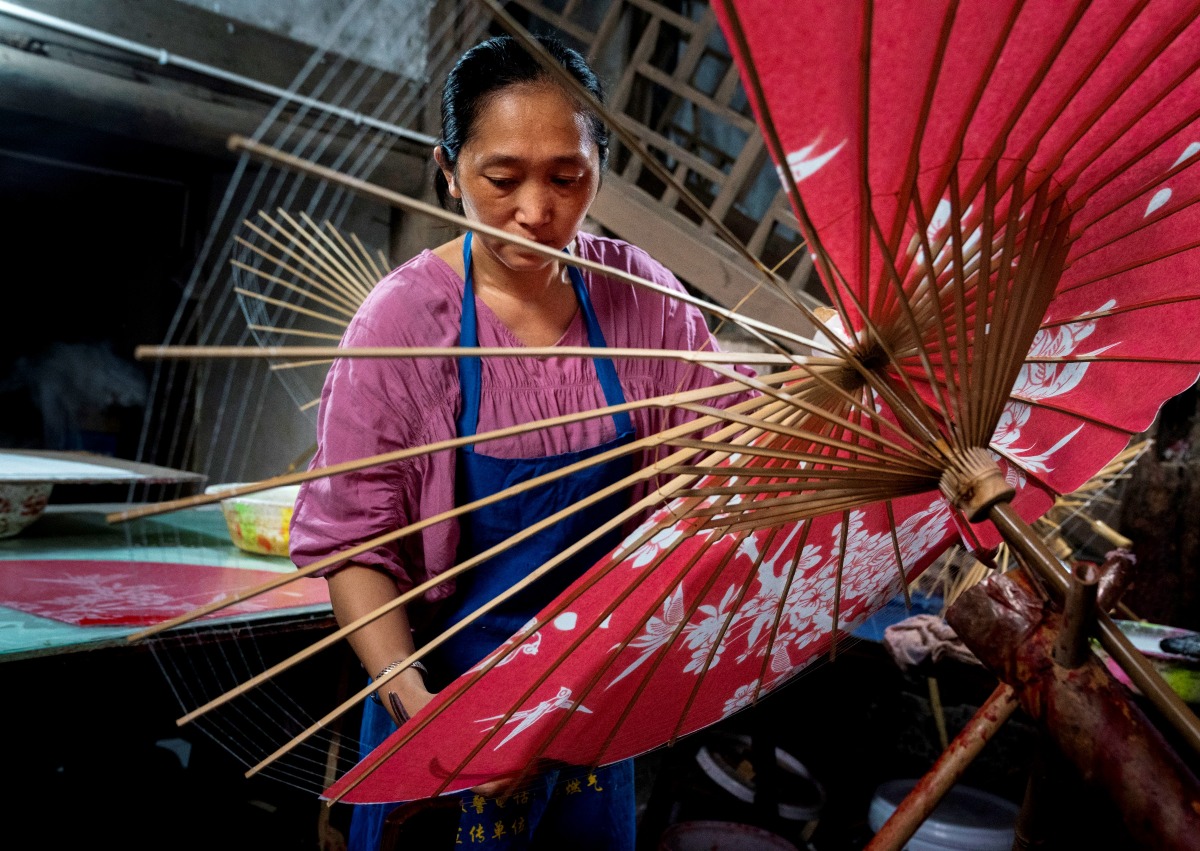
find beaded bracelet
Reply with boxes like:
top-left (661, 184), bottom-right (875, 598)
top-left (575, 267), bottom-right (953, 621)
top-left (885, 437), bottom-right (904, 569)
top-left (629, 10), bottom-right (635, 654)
top-left (370, 658), bottom-right (429, 704)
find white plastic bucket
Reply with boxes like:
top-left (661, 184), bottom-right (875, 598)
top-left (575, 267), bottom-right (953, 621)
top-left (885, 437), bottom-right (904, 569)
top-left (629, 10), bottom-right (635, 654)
top-left (694, 733), bottom-right (825, 823)
top-left (867, 778), bottom-right (1019, 851)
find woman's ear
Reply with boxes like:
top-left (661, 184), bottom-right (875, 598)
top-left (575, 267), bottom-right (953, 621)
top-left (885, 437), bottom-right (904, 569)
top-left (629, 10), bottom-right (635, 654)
top-left (433, 145), bottom-right (460, 199)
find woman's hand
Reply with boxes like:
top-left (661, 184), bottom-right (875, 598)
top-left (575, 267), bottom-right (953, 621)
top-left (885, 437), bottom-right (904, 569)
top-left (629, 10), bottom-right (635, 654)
top-left (471, 776), bottom-right (518, 798)
top-left (379, 668), bottom-right (435, 726)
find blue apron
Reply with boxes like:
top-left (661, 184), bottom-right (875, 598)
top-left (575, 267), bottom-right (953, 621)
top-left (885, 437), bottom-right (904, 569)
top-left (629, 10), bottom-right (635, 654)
top-left (350, 233), bottom-right (637, 851)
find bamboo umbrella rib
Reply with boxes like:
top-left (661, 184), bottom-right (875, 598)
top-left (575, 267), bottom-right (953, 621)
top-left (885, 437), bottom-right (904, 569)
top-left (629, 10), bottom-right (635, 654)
top-left (1008, 3), bottom-right (1150, 189)
top-left (1055, 10), bottom-right (1200, 208)
top-left (246, 326), bottom-right (345, 342)
top-left (383, 390), bottom-right (821, 789)
top-left (669, 524), bottom-right (763, 743)
top-left (319, 214), bottom-right (381, 289)
top-left (298, 211), bottom-right (377, 296)
top-left (983, 176), bottom-right (1050, 436)
top-left (266, 209), bottom-right (374, 303)
top-left (139, 393), bottom-right (787, 647)
top-left (181, 399), bottom-right (788, 736)
top-left (829, 510), bottom-right (851, 661)
top-left (959, 2), bottom-right (1090, 215)
top-left (227, 135), bottom-right (823, 357)
top-left (1058, 231), bottom-right (1200, 296)
top-left (323, 402), bottom-right (804, 798)
top-left (750, 516), bottom-right (817, 705)
top-left (884, 500), bottom-right (913, 610)
top-left (992, 200), bottom-right (1073, 435)
top-left (913, 195), bottom-right (981, 449)
top-left (671, 470), bottom-right (937, 498)
top-left (475, 0), bottom-right (824, 319)
top-left (662, 442), bottom-right (932, 477)
top-left (350, 228), bottom-right (388, 280)
top-left (819, 260), bottom-right (950, 449)
top-left (230, 261), bottom-right (360, 320)
top-left (866, 202), bottom-right (963, 442)
top-left (969, 165), bottom-right (1000, 447)
top-left (699, 485), bottom-right (935, 536)
top-left (979, 170), bottom-right (1027, 439)
top-left (712, 0), bottom-right (860, 349)
top-left (234, 288), bottom-right (352, 330)
top-left (946, 171), bottom-right (976, 450)
top-left (671, 437), bottom-right (936, 480)
top-left (689, 484), bottom-right (924, 528)
top-left (1072, 180), bottom-right (1200, 273)
top-left (283, 209), bottom-right (374, 299)
top-left (856, 4), bottom-right (874, 318)
top-left (1026, 354), bottom-right (1200, 365)
top-left (1038, 293), bottom-right (1200, 328)
top-left (109, 371), bottom-right (786, 524)
top-left (677, 399), bottom-right (934, 467)
top-left (132, 343), bottom-right (810, 368)
top-left (233, 234), bottom-right (363, 314)
top-left (237, 219), bottom-right (364, 312)
top-left (607, 527), bottom-right (764, 758)
top-left (1025, 2), bottom-right (1200, 206)
top-left (486, 517), bottom-right (747, 791)
top-left (372, 245), bottom-right (389, 279)
top-left (878, 0), bottom-right (958, 313)
top-left (269, 359), bottom-right (338, 371)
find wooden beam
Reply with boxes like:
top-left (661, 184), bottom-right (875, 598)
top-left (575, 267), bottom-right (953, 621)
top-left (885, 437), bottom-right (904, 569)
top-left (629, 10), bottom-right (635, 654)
top-left (589, 179), bottom-right (816, 344)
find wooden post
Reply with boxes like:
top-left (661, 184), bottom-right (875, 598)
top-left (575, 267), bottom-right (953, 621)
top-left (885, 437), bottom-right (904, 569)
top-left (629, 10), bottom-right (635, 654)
top-left (946, 566), bottom-right (1200, 850)
top-left (863, 685), bottom-right (1020, 851)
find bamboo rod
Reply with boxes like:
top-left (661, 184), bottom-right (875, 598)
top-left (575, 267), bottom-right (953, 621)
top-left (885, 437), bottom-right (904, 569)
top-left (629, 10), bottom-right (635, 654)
top-left (237, 219), bottom-right (363, 313)
top-left (230, 261), bottom-right (360, 319)
top-left (132, 343), bottom-right (816, 367)
top-left (264, 209), bottom-right (371, 304)
top-left (126, 391), bottom-right (785, 641)
top-left (323, 403), bottom-right (801, 799)
top-left (233, 287), bottom-right (353, 330)
top-left (187, 398), bottom-right (792, 738)
top-left (298, 211), bottom-right (377, 296)
top-left (108, 371), bottom-right (787, 524)
top-left (474, 0), bottom-right (822, 316)
top-left (313, 214), bottom-right (380, 291)
top-left (227, 134), bottom-right (821, 355)
top-left (865, 685), bottom-right (1020, 851)
top-left (232, 237), bottom-right (362, 314)
top-left (386, 393), bottom-right (815, 794)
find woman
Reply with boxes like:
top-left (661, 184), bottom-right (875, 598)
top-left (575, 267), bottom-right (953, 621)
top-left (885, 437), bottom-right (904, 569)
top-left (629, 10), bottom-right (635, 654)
top-left (291, 33), bottom-right (753, 850)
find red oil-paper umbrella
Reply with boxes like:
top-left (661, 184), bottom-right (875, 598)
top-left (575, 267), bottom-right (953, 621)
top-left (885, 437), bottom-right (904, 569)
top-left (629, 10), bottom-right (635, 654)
top-left (322, 0), bottom-right (1200, 804)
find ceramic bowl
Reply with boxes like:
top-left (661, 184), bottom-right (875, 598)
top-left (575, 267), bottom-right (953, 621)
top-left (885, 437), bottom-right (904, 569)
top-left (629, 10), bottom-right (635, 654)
top-left (0, 481), bottom-right (54, 538)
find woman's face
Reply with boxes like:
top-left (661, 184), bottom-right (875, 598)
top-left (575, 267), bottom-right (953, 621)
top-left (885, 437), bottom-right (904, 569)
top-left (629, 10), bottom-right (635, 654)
top-left (440, 82), bottom-right (601, 275)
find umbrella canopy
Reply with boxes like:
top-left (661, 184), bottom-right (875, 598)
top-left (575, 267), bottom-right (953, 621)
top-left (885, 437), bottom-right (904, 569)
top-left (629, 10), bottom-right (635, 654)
top-left (322, 0), bottom-right (1200, 803)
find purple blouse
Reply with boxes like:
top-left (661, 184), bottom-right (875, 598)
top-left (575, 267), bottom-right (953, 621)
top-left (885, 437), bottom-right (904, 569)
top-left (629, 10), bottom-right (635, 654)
top-left (290, 232), bottom-right (754, 604)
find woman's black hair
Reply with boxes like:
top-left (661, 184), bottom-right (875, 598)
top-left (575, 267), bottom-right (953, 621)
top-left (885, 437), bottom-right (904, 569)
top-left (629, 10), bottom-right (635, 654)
top-left (434, 34), bottom-right (609, 210)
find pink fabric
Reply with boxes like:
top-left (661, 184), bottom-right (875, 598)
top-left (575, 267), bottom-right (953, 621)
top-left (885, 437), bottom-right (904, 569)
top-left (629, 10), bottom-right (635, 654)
top-left (290, 232), bottom-right (754, 602)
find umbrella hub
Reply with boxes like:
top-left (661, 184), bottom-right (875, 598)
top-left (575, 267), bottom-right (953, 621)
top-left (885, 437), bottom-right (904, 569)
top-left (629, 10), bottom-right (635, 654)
top-left (939, 446), bottom-right (1015, 522)
top-left (832, 336), bottom-right (890, 391)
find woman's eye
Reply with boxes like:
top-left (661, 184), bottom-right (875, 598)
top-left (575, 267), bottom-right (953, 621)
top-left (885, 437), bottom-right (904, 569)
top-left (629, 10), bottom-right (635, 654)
top-left (486, 177), bottom-right (516, 188)
top-left (553, 175), bottom-right (583, 186)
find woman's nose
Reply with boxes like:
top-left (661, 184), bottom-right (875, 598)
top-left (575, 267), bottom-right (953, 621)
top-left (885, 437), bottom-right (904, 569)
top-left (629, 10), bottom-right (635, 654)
top-left (514, 184), bottom-right (553, 227)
